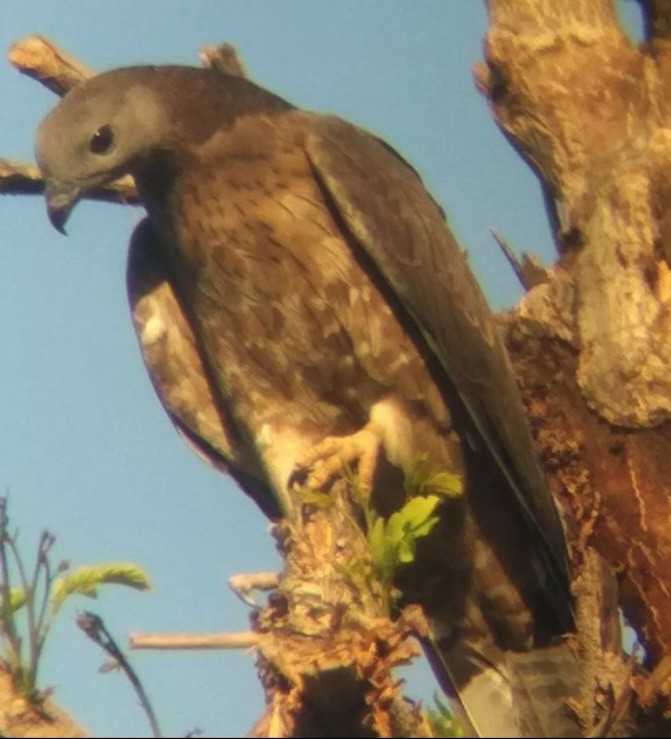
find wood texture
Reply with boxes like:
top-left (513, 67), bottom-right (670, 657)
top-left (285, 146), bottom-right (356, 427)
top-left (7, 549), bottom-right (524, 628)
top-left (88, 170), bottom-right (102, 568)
top-left (481, 0), bottom-right (671, 724)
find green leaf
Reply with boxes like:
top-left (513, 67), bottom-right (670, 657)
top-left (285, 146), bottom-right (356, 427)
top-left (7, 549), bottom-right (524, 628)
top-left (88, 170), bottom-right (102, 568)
top-left (369, 516), bottom-right (389, 574)
top-left (397, 537), bottom-right (415, 564)
top-left (404, 453), bottom-right (431, 496)
top-left (1, 587), bottom-right (27, 615)
top-left (386, 495), bottom-right (441, 542)
top-left (425, 471), bottom-right (463, 497)
top-left (51, 562), bottom-right (151, 612)
top-left (404, 454), bottom-right (463, 498)
top-left (369, 495), bottom-right (441, 580)
top-left (426, 692), bottom-right (463, 737)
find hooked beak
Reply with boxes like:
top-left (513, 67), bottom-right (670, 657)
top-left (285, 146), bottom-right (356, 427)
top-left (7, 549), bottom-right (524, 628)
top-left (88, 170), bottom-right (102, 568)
top-left (44, 181), bottom-right (81, 234)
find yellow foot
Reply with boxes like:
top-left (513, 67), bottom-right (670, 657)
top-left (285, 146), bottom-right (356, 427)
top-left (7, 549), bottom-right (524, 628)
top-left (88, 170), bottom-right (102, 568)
top-left (289, 427), bottom-right (380, 494)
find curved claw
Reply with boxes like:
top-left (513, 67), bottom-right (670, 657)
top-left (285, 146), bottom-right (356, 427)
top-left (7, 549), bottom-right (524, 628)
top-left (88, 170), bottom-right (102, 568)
top-left (289, 427), bottom-right (381, 496)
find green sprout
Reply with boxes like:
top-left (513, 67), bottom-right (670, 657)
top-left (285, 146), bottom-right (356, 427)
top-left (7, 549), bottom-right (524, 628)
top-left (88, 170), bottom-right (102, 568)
top-left (404, 453), bottom-right (463, 499)
top-left (426, 692), bottom-right (463, 738)
top-left (365, 453), bottom-right (463, 613)
top-left (0, 497), bottom-right (150, 700)
top-left (368, 494), bottom-right (442, 612)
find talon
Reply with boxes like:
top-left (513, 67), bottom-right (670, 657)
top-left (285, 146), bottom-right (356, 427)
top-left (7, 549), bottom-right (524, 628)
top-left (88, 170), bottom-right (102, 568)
top-left (289, 427), bottom-right (380, 495)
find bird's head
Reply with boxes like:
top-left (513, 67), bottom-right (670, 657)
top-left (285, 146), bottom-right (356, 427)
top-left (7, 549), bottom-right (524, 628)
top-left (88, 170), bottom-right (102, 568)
top-left (35, 65), bottom-right (295, 234)
top-left (35, 68), bottom-right (172, 233)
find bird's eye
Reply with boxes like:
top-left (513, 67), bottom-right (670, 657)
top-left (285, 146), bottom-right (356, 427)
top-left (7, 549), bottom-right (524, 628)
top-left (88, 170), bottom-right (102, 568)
top-left (89, 125), bottom-right (114, 155)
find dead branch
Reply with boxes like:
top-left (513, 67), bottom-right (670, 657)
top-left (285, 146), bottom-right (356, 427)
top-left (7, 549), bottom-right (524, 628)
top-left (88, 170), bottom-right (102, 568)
top-left (129, 631), bottom-right (260, 651)
top-left (198, 42), bottom-right (248, 78)
top-left (9, 35), bottom-right (92, 96)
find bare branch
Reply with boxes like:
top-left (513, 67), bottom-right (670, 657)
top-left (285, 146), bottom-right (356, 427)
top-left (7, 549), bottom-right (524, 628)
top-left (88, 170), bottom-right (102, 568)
top-left (0, 157), bottom-right (138, 205)
top-left (8, 35), bottom-right (93, 96)
top-left (490, 229), bottom-right (549, 290)
top-left (0, 159), bottom-right (45, 196)
top-left (199, 43), bottom-right (248, 78)
top-left (129, 631), bottom-right (260, 651)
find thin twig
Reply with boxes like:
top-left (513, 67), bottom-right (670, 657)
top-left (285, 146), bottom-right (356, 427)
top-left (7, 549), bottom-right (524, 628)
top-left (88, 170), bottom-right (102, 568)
top-left (8, 35), bottom-right (93, 96)
top-left (6, 532), bottom-right (41, 689)
top-left (78, 611), bottom-right (162, 739)
top-left (490, 228), bottom-right (529, 289)
top-left (23, 532), bottom-right (56, 688)
top-left (0, 500), bottom-right (21, 673)
top-left (540, 179), bottom-right (564, 254)
top-left (0, 157), bottom-right (139, 204)
top-left (0, 159), bottom-right (45, 195)
top-left (490, 228), bottom-right (550, 290)
top-left (198, 43), bottom-right (248, 78)
top-left (228, 572), bottom-right (278, 593)
top-left (32, 536), bottom-right (55, 653)
top-left (129, 630), bottom-right (260, 651)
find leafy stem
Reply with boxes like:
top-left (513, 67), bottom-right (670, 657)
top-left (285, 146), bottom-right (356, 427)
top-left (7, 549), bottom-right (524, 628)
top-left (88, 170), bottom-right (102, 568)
top-left (0, 497), bottom-right (151, 700)
top-left (354, 455), bottom-right (462, 616)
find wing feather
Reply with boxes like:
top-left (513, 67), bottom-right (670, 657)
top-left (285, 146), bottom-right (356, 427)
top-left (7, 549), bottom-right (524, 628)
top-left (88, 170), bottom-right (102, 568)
top-left (126, 218), bottom-right (279, 519)
top-left (306, 117), bottom-right (573, 629)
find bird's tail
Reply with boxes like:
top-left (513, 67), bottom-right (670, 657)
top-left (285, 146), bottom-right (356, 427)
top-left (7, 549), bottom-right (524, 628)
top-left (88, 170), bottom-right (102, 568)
top-left (422, 637), bottom-right (583, 738)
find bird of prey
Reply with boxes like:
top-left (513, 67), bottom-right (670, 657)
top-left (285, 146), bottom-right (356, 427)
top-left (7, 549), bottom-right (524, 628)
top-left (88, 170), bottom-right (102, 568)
top-left (35, 65), bottom-right (578, 736)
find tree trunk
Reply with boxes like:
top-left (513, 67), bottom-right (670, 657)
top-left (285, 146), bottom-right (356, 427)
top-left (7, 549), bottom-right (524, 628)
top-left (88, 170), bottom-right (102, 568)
top-left (476, 0), bottom-right (671, 728)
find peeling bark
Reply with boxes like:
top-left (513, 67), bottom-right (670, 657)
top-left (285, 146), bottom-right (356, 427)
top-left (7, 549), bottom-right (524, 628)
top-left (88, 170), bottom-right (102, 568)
top-left (481, 0), bottom-right (671, 728)
top-left (247, 488), bottom-right (431, 738)
top-left (244, 484), bottom-right (432, 737)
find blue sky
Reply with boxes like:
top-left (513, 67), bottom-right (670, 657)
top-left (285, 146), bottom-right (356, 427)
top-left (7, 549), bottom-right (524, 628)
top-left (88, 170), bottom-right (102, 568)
top-left (0, 3), bottom-right (641, 737)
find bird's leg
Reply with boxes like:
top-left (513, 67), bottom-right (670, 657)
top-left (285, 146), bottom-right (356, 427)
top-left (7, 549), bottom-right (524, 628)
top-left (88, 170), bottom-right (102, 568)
top-left (289, 425), bottom-right (381, 496)
top-left (288, 398), bottom-right (417, 497)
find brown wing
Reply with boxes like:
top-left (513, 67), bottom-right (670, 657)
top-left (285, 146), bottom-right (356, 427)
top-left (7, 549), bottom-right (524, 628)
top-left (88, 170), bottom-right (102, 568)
top-left (305, 117), bottom-right (573, 630)
top-left (126, 218), bottom-right (279, 519)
